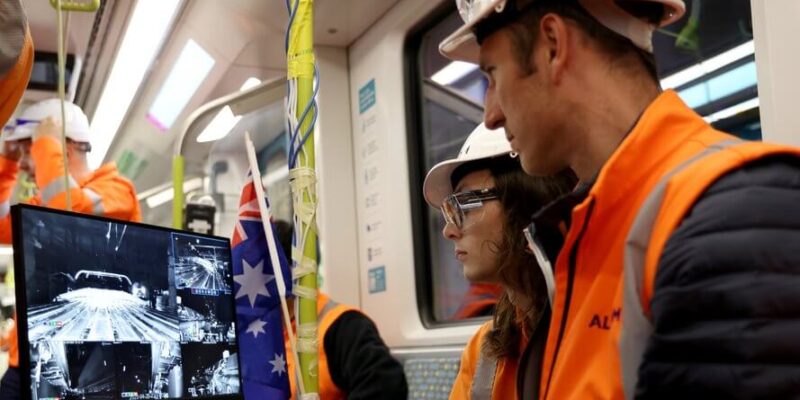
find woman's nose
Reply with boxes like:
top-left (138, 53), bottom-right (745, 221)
top-left (442, 221), bottom-right (461, 240)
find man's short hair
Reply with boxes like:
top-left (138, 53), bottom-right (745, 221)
top-left (476, 0), bottom-right (664, 81)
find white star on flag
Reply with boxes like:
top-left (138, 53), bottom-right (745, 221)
top-left (269, 353), bottom-right (287, 376)
top-left (233, 259), bottom-right (275, 307)
top-left (246, 319), bottom-right (267, 338)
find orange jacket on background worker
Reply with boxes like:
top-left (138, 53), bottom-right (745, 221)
top-left (285, 293), bottom-right (407, 399)
top-left (286, 293), bottom-right (353, 399)
top-left (0, 135), bottom-right (141, 245)
top-left (452, 283), bottom-right (502, 320)
top-left (531, 91), bottom-right (800, 399)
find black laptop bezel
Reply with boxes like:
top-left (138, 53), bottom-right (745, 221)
top-left (11, 203), bottom-right (245, 400)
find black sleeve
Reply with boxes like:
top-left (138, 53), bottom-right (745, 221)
top-left (636, 156), bottom-right (800, 400)
top-left (323, 310), bottom-right (408, 400)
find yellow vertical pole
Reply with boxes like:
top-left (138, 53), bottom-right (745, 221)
top-left (56, 0), bottom-right (72, 211)
top-left (172, 155), bottom-right (185, 229)
top-left (287, 0), bottom-right (318, 394)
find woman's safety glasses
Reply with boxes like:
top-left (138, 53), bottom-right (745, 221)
top-left (441, 188), bottom-right (498, 230)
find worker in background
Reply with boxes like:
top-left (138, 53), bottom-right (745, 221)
top-left (452, 282), bottom-right (502, 319)
top-left (0, 99), bottom-right (141, 398)
top-left (0, 2), bottom-right (33, 397)
top-left (0, 98), bottom-right (141, 241)
top-left (424, 124), bottom-right (575, 399)
top-left (440, 0), bottom-right (800, 398)
top-left (273, 220), bottom-right (408, 400)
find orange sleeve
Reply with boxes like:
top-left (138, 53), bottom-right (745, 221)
top-left (6, 324), bottom-right (17, 368)
top-left (0, 26), bottom-right (33, 128)
top-left (83, 174), bottom-right (141, 222)
top-left (29, 137), bottom-right (141, 222)
top-left (450, 322), bottom-right (491, 400)
top-left (0, 156), bottom-right (19, 244)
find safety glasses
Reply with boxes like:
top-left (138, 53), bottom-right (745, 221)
top-left (441, 188), bottom-right (498, 230)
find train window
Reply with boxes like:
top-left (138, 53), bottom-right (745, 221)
top-left (408, 7), bottom-right (493, 325)
top-left (205, 99), bottom-right (291, 237)
top-left (655, 0), bottom-right (761, 139)
top-left (407, 0), bottom-right (760, 325)
top-left (259, 135), bottom-right (292, 224)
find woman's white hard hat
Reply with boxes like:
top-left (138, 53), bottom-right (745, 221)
top-left (423, 123), bottom-right (514, 208)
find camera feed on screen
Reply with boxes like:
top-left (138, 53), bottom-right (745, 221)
top-left (173, 235), bottom-right (233, 294)
top-left (18, 207), bottom-right (241, 399)
top-left (181, 343), bottom-right (241, 397)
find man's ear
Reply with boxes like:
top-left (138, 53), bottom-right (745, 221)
top-left (538, 13), bottom-right (572, 85)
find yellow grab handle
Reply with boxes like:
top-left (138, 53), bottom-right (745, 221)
top-left (49, 0), bottom-right (99, 12)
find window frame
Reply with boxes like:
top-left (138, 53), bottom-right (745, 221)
top-left (404, 3), bottom-right (491, 329)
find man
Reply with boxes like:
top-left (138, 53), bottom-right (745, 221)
top-left (439, 0), bottom-right (800, 398)
top-left (0, 99), bottom-right (141, 397)
top-left (273, 220), bottom-right (408, 399)
top-left (0, 98), bottom-right (141, 242)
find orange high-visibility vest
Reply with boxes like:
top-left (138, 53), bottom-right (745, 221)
top-left (286, 293), bottom-right (357, 399)
top-left (538, 90), bottom-right (800, 399)
top-left (449, 321), bottom-right (526, 399)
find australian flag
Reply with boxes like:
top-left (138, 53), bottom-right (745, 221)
top-left (232, 172), bottom-right (292, 399)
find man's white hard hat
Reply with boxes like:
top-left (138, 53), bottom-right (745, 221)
top-left (6, 98), bottom-right (92, 143)
top-left (440, 0), bottom-right (686, 63)
top-left (424, 123), bottom-right (514, 208)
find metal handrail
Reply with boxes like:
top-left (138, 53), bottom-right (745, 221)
top-left (171, 76), bottom-right (286, 228)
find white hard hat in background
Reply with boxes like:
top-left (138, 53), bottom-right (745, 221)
top-left (5, 98), bottom-right (92, 143)
top-left (424, 123), bottom-right (514, 208)
top-left (440, 0), bottom-right (686, 62)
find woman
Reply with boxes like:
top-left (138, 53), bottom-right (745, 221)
top-left (423, 124), bottom-right (576, 399)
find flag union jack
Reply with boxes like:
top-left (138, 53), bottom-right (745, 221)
top-left (231, 173), bottom-right (292, 399)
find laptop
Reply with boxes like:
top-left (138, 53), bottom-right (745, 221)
top-left (11, 204), bottom-right (243, 399)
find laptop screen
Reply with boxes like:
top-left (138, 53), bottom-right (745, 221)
top-left (11, 204), bottom-right (243, 399)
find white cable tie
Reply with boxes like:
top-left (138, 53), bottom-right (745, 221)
top-left (309, 359), bottom-right (319, 378)
top-left (289, 167), bottom-right (317, 182)
top-left (297, 322), bottom-right (317, 338)
top-left (290, 201), bottom-right (317, 227)
top-left (297, 337), bottom-right (318, 354)
top-left (292, 261), bottom-right (316, 280)
top-left (293, 285), bottom-right (317, 300)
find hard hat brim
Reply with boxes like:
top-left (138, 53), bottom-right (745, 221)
top-left (438, 0), bottom-right (505, 62)
top-left (439, 0), bottom-right (687, 61)
top-left (423, 149), bottom-right (510, 209)
top-left (4, 123), bottom-right (34, 141)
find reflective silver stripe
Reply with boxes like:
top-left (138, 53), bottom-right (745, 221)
top-left (470, 346), bottom-right (497, 399)
top-left (0, 201), bottom-right (9, 218)
top-left (41, 176), bottom-right (79, 203)
top-left (525, 224), bottom-right (555, 307)
top-left (620, 139), bottom-right (741, 399)
top-left (318, 298), bottom-right (339, 319)
top-left (471, 331), bottom-right (499, 400)
top-left (82, 188), bottom-right (104, 216)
